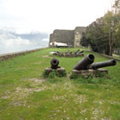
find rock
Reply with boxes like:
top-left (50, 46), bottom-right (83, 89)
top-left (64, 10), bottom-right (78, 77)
top-left (72, 69), bottom-right (108, 78)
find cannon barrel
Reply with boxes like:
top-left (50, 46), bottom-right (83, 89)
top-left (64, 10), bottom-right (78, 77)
top-left (73, 54), bottom-right (95, 70)
top-left (88, 59), bottom-right (116, 69)
top-left (51, 58), bottom-right (59, 69)
top-left (74, 49), bottom-right (80, 56)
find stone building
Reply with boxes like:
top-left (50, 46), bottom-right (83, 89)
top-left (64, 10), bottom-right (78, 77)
top-left (49, 26), bottom-right (86, 47)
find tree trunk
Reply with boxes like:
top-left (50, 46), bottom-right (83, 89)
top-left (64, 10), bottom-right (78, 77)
top-left (105, 45), bottom-right (110, 55)
top-left (109, 45), bottom-right (113, 56)
top-left (108, 30), bottom-right (113, 56)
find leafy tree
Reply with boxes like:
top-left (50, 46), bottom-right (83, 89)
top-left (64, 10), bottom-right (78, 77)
top-left (81, 0), bottom-right (120, 56)
top-left (113, 0), bottom-right (120, 13)
top-left (86, 18), bottom-right (109, 54)
top-left (103, 11), bottom-right (117, 55)
top-left (112, 0), bottom-right (120, 54)
top-left (85, 2), bottom-right (120, 56)
top-left (80, 32), bottom-right (90, 47)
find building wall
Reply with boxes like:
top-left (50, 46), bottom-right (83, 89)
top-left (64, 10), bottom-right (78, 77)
top-left (49, 27), bottom-right (86, 47)
top-left (50, 29), bottom-right (74, 47)
top-left (74, 27), bottom-right (86, 47)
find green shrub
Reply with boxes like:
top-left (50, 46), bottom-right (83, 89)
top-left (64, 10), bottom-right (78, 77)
top-left (70, 72), bottom-right (111, 84)
top-left (42, 70), bottom-right (66, 83)
top-left (42, 70), bottom-right (48, 78)
top-left (42, 69), bottom-right (66, 78)
top-left (94, 71), bottom-right (107, 78)
top-left (48, 70), bottom-right (57, 78)
top-left (70, 73), bottom-right (79, 79)
top-left (56, 70), bottom-right (67, 77)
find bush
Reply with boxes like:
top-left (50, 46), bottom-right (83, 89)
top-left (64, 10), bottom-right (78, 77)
top-left (70, 72), bottom-right (110, 84)
top-left (42, 70), bottom-right (66, 83)
top-left (42, 69), bottom-right (66, 78)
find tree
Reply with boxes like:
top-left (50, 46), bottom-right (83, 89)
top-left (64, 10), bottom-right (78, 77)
top-left (80, 32), bottom-right (90, 47)
top-left (112, 0), bottom-right (120, 54)
top-left (103, 11), bottom-right (117, 55)
top-left (86, 18), bottom-right (109, 54)
top-left (86, 9), bottom-right (120, 56)
top-left (113, 0), bottom-right (120, 13)
top-left (82, 0), bottom-right (120, 56)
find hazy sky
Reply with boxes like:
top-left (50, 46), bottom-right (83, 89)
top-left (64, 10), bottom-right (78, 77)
top-left (0, 0), bottom-right (115, 34)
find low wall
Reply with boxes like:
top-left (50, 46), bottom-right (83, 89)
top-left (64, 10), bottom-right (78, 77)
top-left (100, 54), bottom-right (120, 62)
top-left (0, 47), bottom-right (48, 61)
top-left (87, 50), bottom-right (120, 62)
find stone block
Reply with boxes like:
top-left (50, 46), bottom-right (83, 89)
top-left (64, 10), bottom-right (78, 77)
top-left (72, 69), bottom-right (108, 78)
top-left (44, 67), bottom-right (66, 77)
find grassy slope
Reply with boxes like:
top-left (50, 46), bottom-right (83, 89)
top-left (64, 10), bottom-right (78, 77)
top-left (0, 48), bottom-right (120, 120)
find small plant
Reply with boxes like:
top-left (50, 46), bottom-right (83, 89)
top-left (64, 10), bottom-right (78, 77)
top-left (42, 70), bottom-right (49, 78)
top-left (70, 73), bottom-right (79, 79)
top-left (70, 72), bottom-right (111, 84)
top-left (48, 71), bottom-right (63, 83)
top-left (48, 70), bottom-right (57, 78)
top-left (94, 71), bottom-right (107, 78)
top-left (42, 69), bottom-right (66, 78)
top-left (42, 70), bottom-right (66, 83)
top-left (56, 70), bottom-right (67, 77)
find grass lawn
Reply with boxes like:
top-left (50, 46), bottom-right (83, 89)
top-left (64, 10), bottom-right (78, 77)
top-left (0, 47), bottom-right (120, 120)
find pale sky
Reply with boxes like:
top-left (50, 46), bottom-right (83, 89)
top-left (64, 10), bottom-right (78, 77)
top-left (0, 0), bottom-right (115, 34)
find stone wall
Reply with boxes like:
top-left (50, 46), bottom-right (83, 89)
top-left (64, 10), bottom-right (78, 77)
top-left (74, 27), bottom-right (86, 47)
top-left (50, 29), bottom-right (74, 47)
top-left (0, 48), bottom-right (48, 61)
top-left (49, 27), bottom-right (86, 47)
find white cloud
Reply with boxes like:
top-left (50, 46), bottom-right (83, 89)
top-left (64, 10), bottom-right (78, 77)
top-left (1, 38), bottom-right (32, 47)
top-left (0, 0), bottom-right (115, 33)
top-left (0, 30), bottom-right (48, 54)
top-left (42, 38), bottom-right (49, 42)
top-left (0, 0), bottom-right (115, 54)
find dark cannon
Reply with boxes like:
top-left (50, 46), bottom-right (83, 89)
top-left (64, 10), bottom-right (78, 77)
top-left (72, 54), bottom-right (117, 78)
top-left (73, 54), bottom-right (95, 70)
top-left (51, 58), bottom-right (60, 69)
top-left (74, 49), bottom-right (80, 56)
top-left (88, 59), bottom-right (116, 70)
top-left (44, 58), bottom-right (66, 77)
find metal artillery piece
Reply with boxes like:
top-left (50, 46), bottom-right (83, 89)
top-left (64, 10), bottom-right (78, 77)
top-left (51, 58), bottom-right (60, 69)
top-left (44, 58), bottom-right (66, 77)
top-left (73, 54), bottom-right (95, 70)
top-left (88, 59), bottom-right (116, 70)
top-left (74, 49), bottom-right (80, 57)
top-left (52, 49), bottom-right (84, 57)
top-left (72, 54), bottom-right (117, 78)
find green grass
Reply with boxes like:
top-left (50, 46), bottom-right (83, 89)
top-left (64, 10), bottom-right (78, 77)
top-left (0, 47), bottom-right (120, 120)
